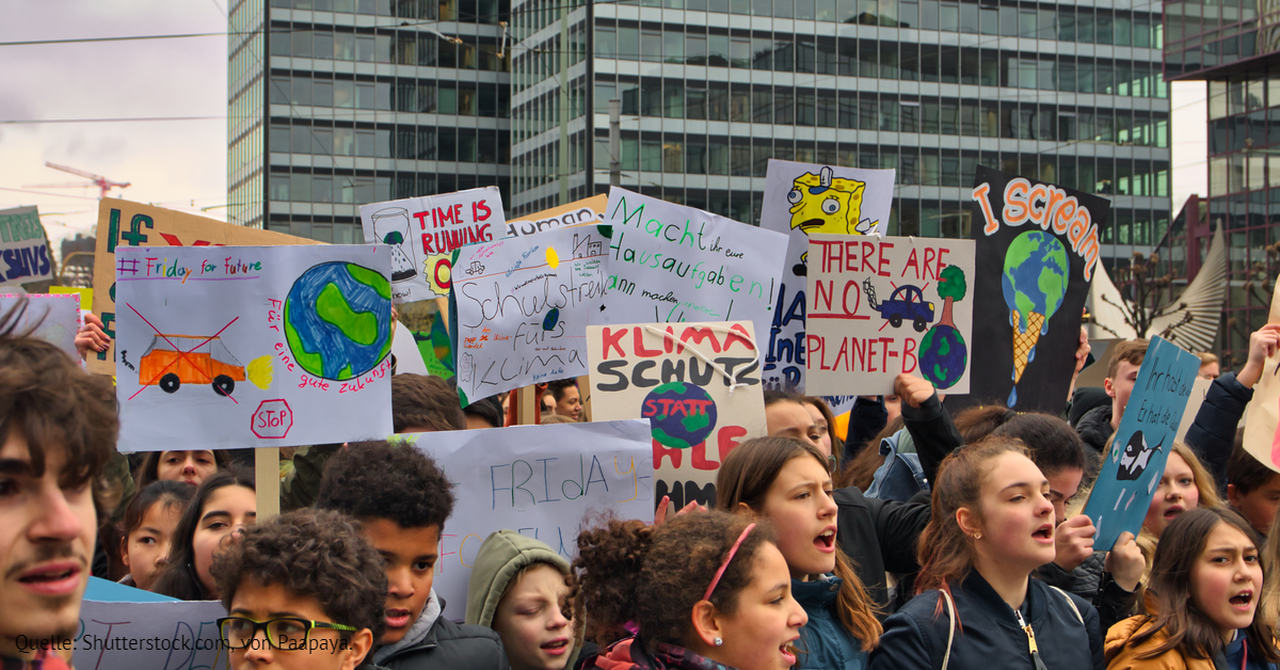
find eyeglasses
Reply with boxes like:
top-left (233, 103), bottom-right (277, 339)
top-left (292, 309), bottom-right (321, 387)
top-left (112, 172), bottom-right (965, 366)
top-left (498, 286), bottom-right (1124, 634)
top-left (217, 616), bottom-right (356, 651)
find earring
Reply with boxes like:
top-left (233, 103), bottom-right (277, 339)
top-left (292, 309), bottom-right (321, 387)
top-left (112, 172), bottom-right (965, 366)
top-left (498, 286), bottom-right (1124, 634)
top-left (972, 532), bottom-right (982, 540)
top-left (714, 637), bottom-right (724, 647)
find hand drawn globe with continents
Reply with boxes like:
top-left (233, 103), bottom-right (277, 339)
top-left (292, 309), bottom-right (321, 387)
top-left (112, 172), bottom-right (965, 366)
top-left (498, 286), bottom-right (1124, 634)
top-left (641, 381), bottom-right (718, 449)
top-left (284, 262), bottom-right (392, 381)
top-left (919, 325), bottom-right (967, 389)
top-left (1002, 230), bottom-right (1069, 327)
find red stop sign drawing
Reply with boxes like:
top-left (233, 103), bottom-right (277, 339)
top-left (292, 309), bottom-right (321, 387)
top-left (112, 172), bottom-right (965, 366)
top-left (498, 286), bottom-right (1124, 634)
top-left (251, 399), bottom-right (293, 439)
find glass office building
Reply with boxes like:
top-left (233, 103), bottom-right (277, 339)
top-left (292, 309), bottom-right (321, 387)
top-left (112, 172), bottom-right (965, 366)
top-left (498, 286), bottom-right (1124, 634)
top-left (227, 0), bottom-right (511, 241)
top-left (510, 0), bottom-right (1171, 257)
top-left (1165, 0), bottom-right (1280, 363)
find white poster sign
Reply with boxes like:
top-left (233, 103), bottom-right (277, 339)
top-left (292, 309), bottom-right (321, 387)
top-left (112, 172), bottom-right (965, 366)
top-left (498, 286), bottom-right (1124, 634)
top-left (114, 245), bottom-right (393, 451)
top-left (72, 599), bottom-right (230, 670)
top-left (0, 293), bottom-right (80, 357)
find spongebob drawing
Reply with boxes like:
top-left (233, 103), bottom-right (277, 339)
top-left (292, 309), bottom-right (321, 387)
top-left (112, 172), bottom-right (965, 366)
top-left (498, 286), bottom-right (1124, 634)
top-left (788, 166), bottom-right (877, 236)
top-left (787, 167), bottom-right (879, 273)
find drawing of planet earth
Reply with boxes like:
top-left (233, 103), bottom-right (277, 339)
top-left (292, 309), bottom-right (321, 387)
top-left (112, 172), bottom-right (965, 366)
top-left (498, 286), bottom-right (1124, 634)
top-left (284, 262), bottom-right (392, 380)
top-left (641, 381), bottom-right (718, 449)
top-left (1001, 230), bottom-right (1069, 334)
top-left (919, 324), bottom-right (967, 389)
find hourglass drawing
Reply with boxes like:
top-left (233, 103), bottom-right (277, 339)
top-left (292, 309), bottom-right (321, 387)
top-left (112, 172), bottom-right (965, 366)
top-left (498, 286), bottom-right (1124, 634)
top-left (371, 207), bottom-right (417, 282)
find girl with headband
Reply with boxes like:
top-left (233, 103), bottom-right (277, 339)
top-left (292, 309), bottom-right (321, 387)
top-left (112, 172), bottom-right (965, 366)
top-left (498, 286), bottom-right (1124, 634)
top-left (716, 436), bottom-right (882, 670)
top-left (871, 437), bottom-right (1104, 669)
top-left (573, 510), bottom-right (807, 670)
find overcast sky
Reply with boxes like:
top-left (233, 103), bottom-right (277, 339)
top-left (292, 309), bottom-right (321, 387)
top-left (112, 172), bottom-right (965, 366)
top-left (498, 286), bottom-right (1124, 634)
top-left (0, 1), bottom-right (228, 257)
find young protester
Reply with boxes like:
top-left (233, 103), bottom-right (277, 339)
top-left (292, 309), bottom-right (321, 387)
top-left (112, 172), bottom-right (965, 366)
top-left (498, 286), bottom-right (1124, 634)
top-left (466, 530), bottom-right (582, 670)
top-left (765, 380), bottom-right (940, 612)
top-left (118, 480), bottom-right (195, 591)
top-left (134, 449), bottom-right (223, 488)
top-left (990, 414), bottom-right (1145, 631)
top-left (1105, 507), bottom-right (1277, 669)
top-left (1135, 444), bottom-right (1224, 579)
top-left (547, 379), bottom-right (583, 422)
top-left (0, 329), bottom-right (117, 665)
top-left (716, 437), bottom-right (882, 669)
top-left (1226, 445), bottom-right (1280, 537)
top-left (153, 468), bottom-right (257, 601)
top-left (315, 440), bottom-right (508, 669)
top-left (1256, 509), bottom-right (1280, 634)
top-left (392, 374), bottom-right (467, 432)
top-left (212, 508), bottom-right (382, 670)
top-left (1196, 352), bottom-right (1221, 380)
top-left (870, 437), bottom-right (1104, 669)
top-left (573, 510), bottom-right (808, 670)
top-left (802, 397), bottom-right (843, 466)
top-left (1076, 339), bottom-right (1149, 455)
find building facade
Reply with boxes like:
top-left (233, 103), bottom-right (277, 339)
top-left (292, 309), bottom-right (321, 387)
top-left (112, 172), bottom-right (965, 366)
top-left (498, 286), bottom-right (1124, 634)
top-left (1164, 0), bottom-right (1280, 363)
top-left (227, 0), bottom-right (511, 241)
top-left (510, 0), bottom-right (1171, 260)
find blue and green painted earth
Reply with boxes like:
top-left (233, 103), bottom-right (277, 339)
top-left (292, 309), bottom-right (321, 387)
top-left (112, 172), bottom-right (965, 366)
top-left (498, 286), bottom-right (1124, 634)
top-left (919, 324), bottom-right (967, 389)
top-left (641, 381), bottom-right (718, 449)
top-left (284, 261), bottom-right (392, 380)
top-left (1002, 230), bottom-right (1069, 334)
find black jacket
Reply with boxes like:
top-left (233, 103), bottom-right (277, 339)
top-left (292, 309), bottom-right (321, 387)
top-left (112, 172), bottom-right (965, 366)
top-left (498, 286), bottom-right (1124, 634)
top-left (1074, 403), bottom-right (1113, 455)
top-left (1184, 371), bottom-right (1252, 493)
top-left (379, 616), bottom-right (511, 670)
top-left (1033, 554), bottom-right (1137, 633)
top-left (870, 571), bottom-right (1104, 670)
top-left (833, 485), bottom-right (930, 612)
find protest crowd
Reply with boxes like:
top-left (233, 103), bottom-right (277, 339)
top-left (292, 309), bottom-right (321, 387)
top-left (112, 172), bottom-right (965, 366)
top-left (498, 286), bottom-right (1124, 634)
top-left (5, 179), bottom-right (1280, 670)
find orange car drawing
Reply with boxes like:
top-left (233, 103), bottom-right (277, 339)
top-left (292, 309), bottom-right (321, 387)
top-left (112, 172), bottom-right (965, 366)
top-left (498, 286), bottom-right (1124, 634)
top-left (139, 334), bottom-right (245, 396)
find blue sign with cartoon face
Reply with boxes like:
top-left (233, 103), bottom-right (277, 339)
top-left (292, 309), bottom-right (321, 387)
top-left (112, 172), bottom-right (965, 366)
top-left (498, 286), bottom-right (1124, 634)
top-left (1082, 336), bottom-right (1201, 550)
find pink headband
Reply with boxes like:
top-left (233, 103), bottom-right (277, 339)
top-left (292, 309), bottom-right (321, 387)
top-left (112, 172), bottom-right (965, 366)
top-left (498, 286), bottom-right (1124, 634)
top-left (702, 522), bottom-right (757, 601)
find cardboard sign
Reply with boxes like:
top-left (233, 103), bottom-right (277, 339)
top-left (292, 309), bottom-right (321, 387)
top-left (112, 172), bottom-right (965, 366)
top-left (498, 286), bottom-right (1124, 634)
top-left (453, 225), bottom-right (609, 405)
top-left (0, 205), bottom-right (53, 286)
top-left (1175, 376), bottom-right (1213, 443)
top-left (504, 195), bottom-right (608, 237)
top-left (394, 420), bottom-right (654, 619)
top-left (600, 188), bottom-right (788, 355)
top-left (0, 293), bottom-right (80, 357)
top-left (359, 187), bottom-right (505, 303)
top-left (804, 234), bottom-right (974, 396)
top-left (91, 199), bottom-right (320, 375)
top-left (587, 321), bottom-right (766, 508)
top-left (1244, 280), bottom-right (1280, 472)
top-left (758, 160), bottom-right (896, 390)
top-left (72, 599), bottom-right (230, 670)
top-left (114, 245), bottom-right (393, 451)
top-left (1082, 336), bottom-right (1201, 550)
top-left (963, 166), bottom-right (1105, 410)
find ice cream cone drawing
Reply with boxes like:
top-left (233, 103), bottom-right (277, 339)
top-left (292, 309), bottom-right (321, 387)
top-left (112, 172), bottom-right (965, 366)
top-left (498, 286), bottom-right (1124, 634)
top-left (1001, 230), bottom-right (1068, 407)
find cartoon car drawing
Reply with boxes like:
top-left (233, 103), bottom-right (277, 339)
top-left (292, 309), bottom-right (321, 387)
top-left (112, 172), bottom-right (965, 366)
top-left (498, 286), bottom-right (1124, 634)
top-left (863, 280), bottom-right (935, 332)
top-left (139, 334), bottom-right (246, 396)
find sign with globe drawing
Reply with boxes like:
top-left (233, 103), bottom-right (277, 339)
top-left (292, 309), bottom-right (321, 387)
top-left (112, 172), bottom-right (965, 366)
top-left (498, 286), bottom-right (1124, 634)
top-left (962, 166), bottom-right (1107, 411)
top-left (587, 320), bottom-right (767, 510)
top-left (113, 244), bottom-right (394, 451)
top-left (802, 233), bottom-right (974, 397)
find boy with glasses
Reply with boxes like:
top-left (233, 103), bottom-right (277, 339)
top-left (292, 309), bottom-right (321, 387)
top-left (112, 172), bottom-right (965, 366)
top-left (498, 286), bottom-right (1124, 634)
top-left (213, 509), bottom-right (384, 670)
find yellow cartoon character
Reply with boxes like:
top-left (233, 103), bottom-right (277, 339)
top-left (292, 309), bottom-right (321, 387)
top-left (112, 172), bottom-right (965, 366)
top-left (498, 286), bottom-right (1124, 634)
top-left (787, 166), bottom-right (876, 235)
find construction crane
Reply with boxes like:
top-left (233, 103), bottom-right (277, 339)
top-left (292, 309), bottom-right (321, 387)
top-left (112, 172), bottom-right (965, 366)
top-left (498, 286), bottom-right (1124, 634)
top-left (25, 161), bottom-right (131, 199)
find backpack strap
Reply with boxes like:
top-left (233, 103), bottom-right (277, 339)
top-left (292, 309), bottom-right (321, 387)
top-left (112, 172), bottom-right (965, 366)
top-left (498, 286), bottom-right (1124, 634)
top-left (1046, 585), bottom-right (1084, 624)
top-left (940, 589), bottom-right (956, 670)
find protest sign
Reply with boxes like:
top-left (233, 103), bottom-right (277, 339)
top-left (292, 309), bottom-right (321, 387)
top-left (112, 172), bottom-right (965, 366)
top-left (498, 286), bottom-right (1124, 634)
top-left (394, 419), bottom-right (654, 618)
top-left (359, 187), bottom-right (505, 303)
top-left (91, 199), bottom-right (319, 375)
top-left (587, 320), bottom-right (766, 508)
top-left (1082, 336), bottom-right (1201, 550)
top-left (804, 233), bottom-right (974, 396)
top-left (964, 166), bottom-right (1105, 410)
top-left (0, 205), bottom-right (53, 287)
top-left (114, 245), bottom-right (393, 451)
top-left (453, 225), bottom-right (609, 405)
top-left (601, 188), bottom-right (787, 354)
top-left (1244, 280), bottom-right (1280, 472)
top-left (0, 293), bottom-right (80, 357)
top-left (72, 599), bottom-right (229, 670)
top-left (504, 195), bottom-right (607, 237)
top-left (1175, 376), bottom-right (1213, 443)
top-left (758, 160), bottom-right (895, 390)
